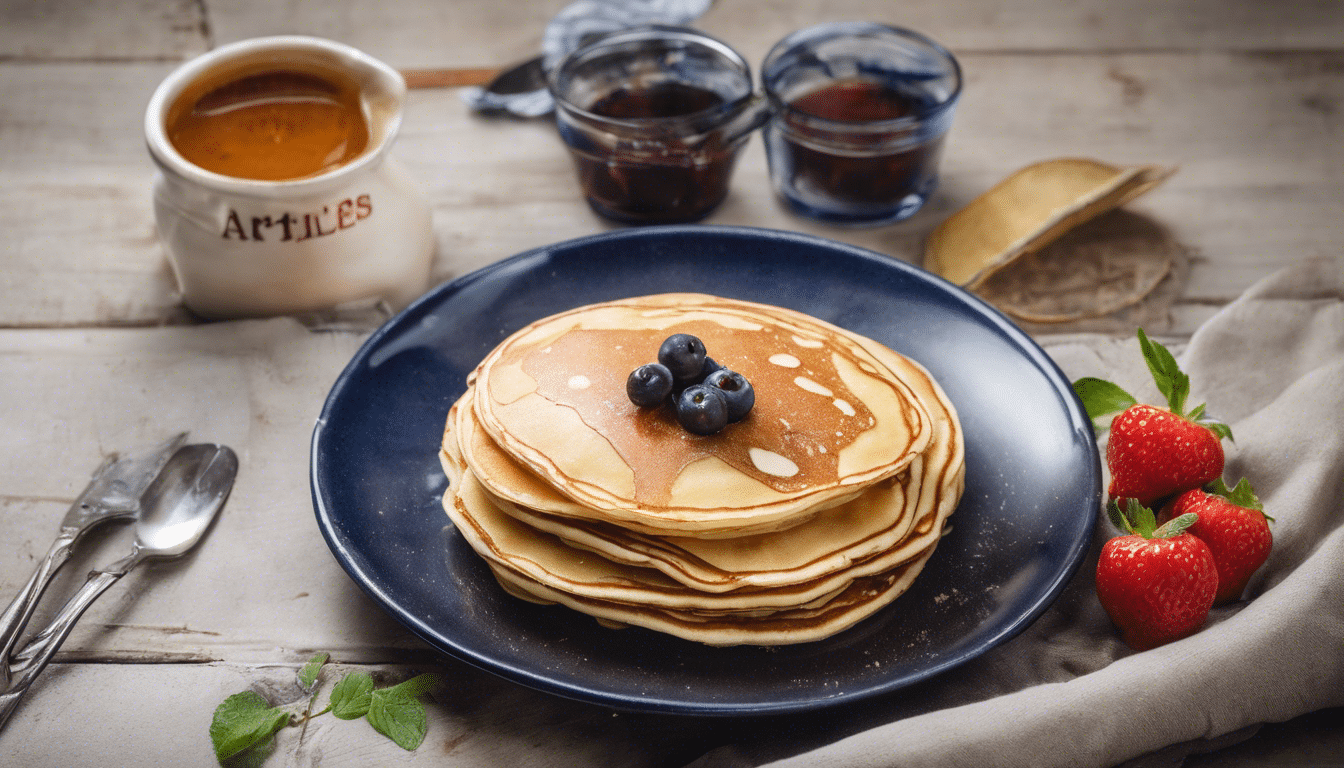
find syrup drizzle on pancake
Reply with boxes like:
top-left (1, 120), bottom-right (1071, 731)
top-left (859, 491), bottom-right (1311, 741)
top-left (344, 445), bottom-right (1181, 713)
top-left (520, 320), bottom-right (878, 505)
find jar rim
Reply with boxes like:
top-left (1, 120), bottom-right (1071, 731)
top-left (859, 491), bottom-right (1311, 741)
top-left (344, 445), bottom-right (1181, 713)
top-left (548, 24), bottom-right (757, 133)
top-left (761, 22), bottom-right (962, 130)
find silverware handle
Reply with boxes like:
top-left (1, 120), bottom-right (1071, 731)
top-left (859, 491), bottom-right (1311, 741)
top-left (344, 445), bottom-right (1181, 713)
top-left (0, 532), bottom-right (76, 684)
top-left (0, 565), bottom-right (127, 732)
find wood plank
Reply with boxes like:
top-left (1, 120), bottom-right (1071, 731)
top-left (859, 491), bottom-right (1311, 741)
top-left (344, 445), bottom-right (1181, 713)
top-left (2, 659), bottom-right (1342, 767)
top-left (202, 0), bottom-right (1344, 72)
top-left (206, 0), bottom-right (572, 70)
top-left (6, 0), bottom-right (1344, 68)
top-left (0, 0), bottom-right (204, 60)
top-left (0, 63), bottom-right (185, 325)
top-left (0, 322), bottom-right (423, 662)
top-left (0, 660), bottom-right (718, 767)
top-left (0, 51), bottom-right (1339, 332)
top-left (700, 0), bottom-right (1344, 61)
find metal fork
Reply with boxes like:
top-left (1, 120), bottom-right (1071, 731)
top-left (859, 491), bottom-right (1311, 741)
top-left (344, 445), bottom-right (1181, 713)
top-left (0, 433), bottom-right (186, 688)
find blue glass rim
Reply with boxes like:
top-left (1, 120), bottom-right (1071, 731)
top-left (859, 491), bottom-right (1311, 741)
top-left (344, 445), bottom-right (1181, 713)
top-left (762, 21), bottom-right (963, 129)
top-left (548, 24), bottom-right (758, 133)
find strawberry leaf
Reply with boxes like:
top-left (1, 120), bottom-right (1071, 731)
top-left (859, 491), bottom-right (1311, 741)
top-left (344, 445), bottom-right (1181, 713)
top-left (1154, 512), bottom-right (1199, 539)
top-left (1210, 477), bottom-right (1270, 518)
top-left (1107, 499), bottom-right (1129, 532)
top-left (1137, 328), bottom-right (1190, 417)
top-left (1197, 417), bottom-right (1234, 442)
top-left (1127, 498), bottom-right (1159, 538)
top-left (1072, 378), bottom-right (1137, 429)
top-left (1180, 387), bottom-right (1235, 442)
top-left (1110, 498), bottom-right (1160, 537)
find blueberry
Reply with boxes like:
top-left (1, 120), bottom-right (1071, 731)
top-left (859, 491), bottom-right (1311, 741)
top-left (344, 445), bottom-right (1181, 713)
top-left (676, 384), bottom-right (728, 435)
top-left (704, 368), bottom-right (754, 422)
top-left (626, 363), bottom-right (674, 408)
top-left (658, 334), bottom-right (707, 382)
top-left (698, 356), bottom-right (723, 381)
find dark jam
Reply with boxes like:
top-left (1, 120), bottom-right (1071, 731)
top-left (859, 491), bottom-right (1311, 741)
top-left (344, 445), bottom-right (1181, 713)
top-left (571, 82), bottom-right (739, 224)
top-left (592, 81), bottom-right (723, 119)
top-left (776, 79), bottom-right (946, 218)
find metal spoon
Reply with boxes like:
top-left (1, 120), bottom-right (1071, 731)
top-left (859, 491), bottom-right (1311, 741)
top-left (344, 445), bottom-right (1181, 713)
top-left (0, 443), bottom-right (238, 730)
top-left (464, 31), bottom-right (611, 117)
top-left (483, 56), bottom-right (548, 97)
top-left (465, 56), bottom-right (554, 117)
top-left (0, 432), bottom-right (187, 690)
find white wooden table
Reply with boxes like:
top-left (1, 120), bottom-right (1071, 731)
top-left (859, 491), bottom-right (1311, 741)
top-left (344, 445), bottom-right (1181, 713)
top-left (1, 1), bottom-right (1341, 765)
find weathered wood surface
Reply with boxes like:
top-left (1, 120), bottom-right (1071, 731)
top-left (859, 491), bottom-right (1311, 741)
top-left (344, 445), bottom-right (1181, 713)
top-left (1, 0), bottom-right (1343, 765)
top-left (0, 660), bottom-right (743, 767)
top-left (0, 1), bottom-right (1341, 332)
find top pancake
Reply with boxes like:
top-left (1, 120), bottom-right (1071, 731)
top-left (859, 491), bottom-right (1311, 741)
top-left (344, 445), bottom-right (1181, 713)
top-left (471, 294), bottom-right (933, 534)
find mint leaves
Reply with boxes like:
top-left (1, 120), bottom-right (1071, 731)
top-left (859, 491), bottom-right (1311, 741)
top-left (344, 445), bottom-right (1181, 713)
top-left (328, 671), bottom-right (375, 720)
top-left (329, 671), bottom-right (438, 750)
top-left (210, 691), bottom-right (290, 762)
top-left (209, 654), bottom-right (440, 764)
top-left (368, 685), bottom-right (429, 750)
top-left (297, 652), bottom-right (328, 690)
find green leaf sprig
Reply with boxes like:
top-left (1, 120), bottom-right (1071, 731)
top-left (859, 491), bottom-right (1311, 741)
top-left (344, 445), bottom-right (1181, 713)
top-left (210, 691), bottom-right (290, 763)
top-left (1072, 328), bottom-right (1233, 440)
top-left (209, 653), bottom-right (441, 764)
top-left (1210, 476), bottom-right (1273, 521)
top-left (1108, 498), bottom-right (1198, 540)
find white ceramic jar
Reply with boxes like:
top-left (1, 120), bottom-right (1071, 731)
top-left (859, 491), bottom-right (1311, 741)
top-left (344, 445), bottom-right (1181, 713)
top-left (145, 36), bottom-right (435, 319)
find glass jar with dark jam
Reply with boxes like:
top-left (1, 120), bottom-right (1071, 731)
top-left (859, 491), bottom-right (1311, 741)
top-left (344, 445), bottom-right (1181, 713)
top-left (550, 26), bottom-right (766, 224)
top-left (762, 23), bottom-right (962, 225)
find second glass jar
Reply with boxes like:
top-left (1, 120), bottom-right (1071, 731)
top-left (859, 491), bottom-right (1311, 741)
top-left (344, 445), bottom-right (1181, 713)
top-left (761, 22), bottom-right (962, 226)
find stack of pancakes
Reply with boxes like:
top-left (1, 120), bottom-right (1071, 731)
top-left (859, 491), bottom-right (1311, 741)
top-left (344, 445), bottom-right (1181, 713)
top-left (438, 294), bottom-right (965, 646)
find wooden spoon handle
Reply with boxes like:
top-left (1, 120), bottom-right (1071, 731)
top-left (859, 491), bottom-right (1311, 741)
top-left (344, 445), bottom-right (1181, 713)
top-left (401, 67), bottom-right (500, 89)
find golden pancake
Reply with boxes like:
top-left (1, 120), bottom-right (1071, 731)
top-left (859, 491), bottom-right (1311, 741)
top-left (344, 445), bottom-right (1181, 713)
top-left (440, 354), bottom-right (961, 616)
top-left (450, 346), bottom-right (959, 592)
top-left (487, 468), bottom-right (917, 593)
top-left (484, 545), bottom-right (940, 646)
top-left (470, 293), bottom-right (933, 535)
top-left (442, 426), bottom-right (955, 617)
top-left (437, 293), bottom-right (966, 646)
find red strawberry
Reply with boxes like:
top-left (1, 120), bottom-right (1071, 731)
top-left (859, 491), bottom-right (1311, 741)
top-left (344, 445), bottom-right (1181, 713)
top-left (1096, 500), bottom-right (1219, 650)
top-left (1162, 478), bottom-right (1273, 605)
top-left (1073, 328), bottom-right (1232, 506)
top-left (1106, 404), bottom-right (1224, 506)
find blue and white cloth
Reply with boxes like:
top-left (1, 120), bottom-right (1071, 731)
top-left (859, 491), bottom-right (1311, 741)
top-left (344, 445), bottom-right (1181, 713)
top-left (461, 0), bottom-right (713, 117)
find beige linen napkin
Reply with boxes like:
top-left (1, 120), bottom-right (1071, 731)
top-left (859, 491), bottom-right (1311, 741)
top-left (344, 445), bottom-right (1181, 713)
top-left (689, 256), bottom-right (1344, 768)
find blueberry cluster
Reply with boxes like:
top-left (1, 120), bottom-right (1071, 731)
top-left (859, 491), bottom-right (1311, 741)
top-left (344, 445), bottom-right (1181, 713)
top-left (626, 333), bottom-right (755, 435)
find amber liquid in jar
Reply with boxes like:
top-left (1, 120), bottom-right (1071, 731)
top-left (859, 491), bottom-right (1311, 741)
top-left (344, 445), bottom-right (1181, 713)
top-left (166, 67), bottom-right (369, 181)
top-left (572, 82), bottom-right (738, 223)
top-left (779, 79), bottom-right (945, 213)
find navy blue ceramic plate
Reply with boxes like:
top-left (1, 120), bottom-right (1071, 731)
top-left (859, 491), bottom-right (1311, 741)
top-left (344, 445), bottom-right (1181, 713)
top-left (311, 225), bottom-right (1099, 716)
